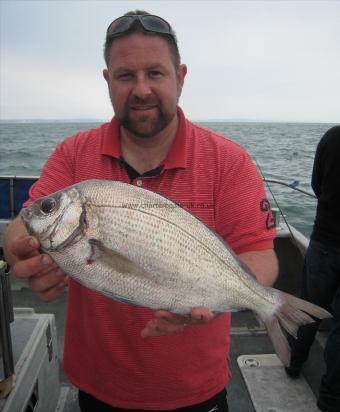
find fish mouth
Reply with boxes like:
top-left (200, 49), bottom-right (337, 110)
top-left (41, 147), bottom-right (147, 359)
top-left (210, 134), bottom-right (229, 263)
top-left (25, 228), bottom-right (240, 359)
top-left (20, 203), bottom-right (86, 252)
top-left (19, 204), bottom-right (56, 242)
top-left (20, 208), bottom-right (34, 234)
top-left (20, 207), bottom-right (32, 220)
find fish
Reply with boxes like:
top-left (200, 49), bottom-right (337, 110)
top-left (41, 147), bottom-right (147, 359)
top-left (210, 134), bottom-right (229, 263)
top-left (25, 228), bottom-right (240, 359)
top-left (20, 179), bottom-right (331, 366)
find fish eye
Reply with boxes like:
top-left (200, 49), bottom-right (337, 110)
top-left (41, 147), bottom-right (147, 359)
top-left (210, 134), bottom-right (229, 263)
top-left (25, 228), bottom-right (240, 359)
top-left (40, 197), bottom-right (57, 214)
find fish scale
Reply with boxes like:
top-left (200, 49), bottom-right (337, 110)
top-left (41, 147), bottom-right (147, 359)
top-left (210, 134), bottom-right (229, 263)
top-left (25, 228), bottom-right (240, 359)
top-left (98, 206), bottom-right (214, 281)
top-left (21, 179), bottom-right (332, 366)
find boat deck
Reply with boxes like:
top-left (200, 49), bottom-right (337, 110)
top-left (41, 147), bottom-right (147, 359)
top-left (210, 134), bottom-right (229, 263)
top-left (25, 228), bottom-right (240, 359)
top-left (9, 285), bottom-right (329, 412)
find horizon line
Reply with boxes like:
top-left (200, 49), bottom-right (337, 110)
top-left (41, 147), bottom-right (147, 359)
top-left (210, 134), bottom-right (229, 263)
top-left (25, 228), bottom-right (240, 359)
top-left (0, 118), bottom-right (338, 125)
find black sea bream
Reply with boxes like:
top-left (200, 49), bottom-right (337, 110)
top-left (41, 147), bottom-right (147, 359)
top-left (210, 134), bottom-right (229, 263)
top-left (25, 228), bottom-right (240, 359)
top-left (21, 179), bottom-right (331, 366)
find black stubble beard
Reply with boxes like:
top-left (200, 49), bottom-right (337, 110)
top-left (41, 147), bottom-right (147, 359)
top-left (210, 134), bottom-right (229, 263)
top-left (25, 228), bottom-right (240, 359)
top-left (118, 105), bottom-right (174, 138)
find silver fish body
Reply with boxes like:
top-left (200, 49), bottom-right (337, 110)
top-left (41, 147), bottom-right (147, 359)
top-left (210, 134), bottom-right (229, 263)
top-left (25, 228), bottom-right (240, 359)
top-left (21, 179), bottom-right (331, 366)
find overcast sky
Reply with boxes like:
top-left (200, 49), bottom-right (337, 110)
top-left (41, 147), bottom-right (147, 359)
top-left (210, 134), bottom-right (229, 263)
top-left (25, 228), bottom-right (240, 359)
top-left (1, 0), bottom-right (339, 122)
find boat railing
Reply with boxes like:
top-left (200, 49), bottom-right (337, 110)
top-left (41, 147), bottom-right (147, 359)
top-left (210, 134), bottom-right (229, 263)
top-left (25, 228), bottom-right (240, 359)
top-left (0, 176), bottom-right (38, 220)
top-left (0, 175), bottom-right (315, 221)
top-left (263, 178), bottom-right (316, 198)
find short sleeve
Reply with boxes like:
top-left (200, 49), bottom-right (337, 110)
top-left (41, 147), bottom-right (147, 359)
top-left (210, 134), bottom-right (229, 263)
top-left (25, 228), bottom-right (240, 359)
top-left (214, 145), bottom-right (276, 255)
top-left (23, 137), bottom-right (76, 207)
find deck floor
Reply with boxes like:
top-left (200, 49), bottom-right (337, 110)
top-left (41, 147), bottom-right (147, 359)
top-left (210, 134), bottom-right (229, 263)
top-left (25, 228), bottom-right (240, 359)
top-left (9, 287), bottom-right (328, 412)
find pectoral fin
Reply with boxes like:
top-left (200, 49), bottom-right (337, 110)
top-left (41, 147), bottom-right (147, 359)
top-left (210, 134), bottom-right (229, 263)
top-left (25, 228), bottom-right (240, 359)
top-left (87, 238), bottom-right (151, 278)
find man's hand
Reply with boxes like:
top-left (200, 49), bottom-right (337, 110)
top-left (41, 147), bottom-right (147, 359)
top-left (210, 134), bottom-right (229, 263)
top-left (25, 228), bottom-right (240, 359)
top-left (141, 248), bottom-right (278, 337)
top-left (141, 307), bottom-right (217, 337)
top-left (4, 217), bottom-right (68, 301)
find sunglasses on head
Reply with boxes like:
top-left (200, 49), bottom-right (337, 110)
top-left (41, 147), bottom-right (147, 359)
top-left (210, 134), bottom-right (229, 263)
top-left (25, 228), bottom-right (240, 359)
top-left (106, 14), bottom-right (175, 40)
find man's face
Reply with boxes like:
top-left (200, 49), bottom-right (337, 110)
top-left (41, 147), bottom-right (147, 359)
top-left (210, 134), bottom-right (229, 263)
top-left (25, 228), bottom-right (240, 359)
top-left (103, 33), bottom-right (186, 138)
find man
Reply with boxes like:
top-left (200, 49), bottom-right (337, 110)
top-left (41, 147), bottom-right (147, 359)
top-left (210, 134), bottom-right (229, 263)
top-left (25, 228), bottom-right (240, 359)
top-left (4, 11), bottom-right (278, 411)
top-left (286, 126), bottom-right (340, 412)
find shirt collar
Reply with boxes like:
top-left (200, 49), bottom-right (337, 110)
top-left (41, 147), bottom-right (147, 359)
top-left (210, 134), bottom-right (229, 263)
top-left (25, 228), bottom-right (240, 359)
top-left (101, 116), bottom-right (121, 158)
top-left (163, 107), bottom-right (187, 170)
top-left (101, 107), bottom-right (188, 170)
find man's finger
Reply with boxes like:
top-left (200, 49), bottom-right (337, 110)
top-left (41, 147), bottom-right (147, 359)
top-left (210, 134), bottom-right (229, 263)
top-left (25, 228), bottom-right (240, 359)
top-left (28, 268), bottom-right (67, 294)
top-left (190, 307), bottom-right (216, 323)
top-left (10, 236), bottom-right (40, 259)
top-left (155, 308), bottom-right (216, 326)
top-left (141, 318), bottom-right (186, 337)
top-left (12, 253), bottom-right (55, 278)
top-left (154, 310), bottom-right (190, 325)
top-left (38, 281), bottom-right (68, 302)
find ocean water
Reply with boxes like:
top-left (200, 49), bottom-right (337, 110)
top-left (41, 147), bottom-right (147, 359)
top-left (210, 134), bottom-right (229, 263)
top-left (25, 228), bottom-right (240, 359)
top-left (0, 121), bottom-right (336, 236)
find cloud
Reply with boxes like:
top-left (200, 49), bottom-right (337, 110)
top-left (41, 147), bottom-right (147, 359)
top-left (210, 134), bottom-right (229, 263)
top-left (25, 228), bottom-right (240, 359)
top-left (2, 57), bottom-right (111, 119)
top-left (1, 0), bottom-right (340, 122)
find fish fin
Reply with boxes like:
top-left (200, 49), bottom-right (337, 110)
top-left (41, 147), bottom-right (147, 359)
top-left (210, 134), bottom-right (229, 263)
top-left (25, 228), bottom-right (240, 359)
top-left (86, 238), bottom-right (103, 264)
top-left (87, 238), bottom-right (152, 278)
top-left (262, 316), bottom-right (291, 367)
top-left (223, 306), bottom-right (243, 312)
top-left (259, 291), bottom-right (332, 367)
top-left (100, 288), bottom-right (140, 306)
top-left (276, 292), bottom-right (331, 336)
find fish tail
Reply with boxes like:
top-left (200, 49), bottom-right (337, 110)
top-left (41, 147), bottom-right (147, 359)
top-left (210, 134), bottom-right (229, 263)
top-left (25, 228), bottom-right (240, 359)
top-left (259, 291), bottom-right (332, 367)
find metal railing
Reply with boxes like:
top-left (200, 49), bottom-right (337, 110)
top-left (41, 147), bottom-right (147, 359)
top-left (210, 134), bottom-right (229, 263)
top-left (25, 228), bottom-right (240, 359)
top-left (0, 176), bottom-right (38, 220)
top-left (0, 260), bottom-right (14, 399)
top-left (263, 178), bottom-right (316, 198)
top-left (0, 175), bottom-right (316, 221)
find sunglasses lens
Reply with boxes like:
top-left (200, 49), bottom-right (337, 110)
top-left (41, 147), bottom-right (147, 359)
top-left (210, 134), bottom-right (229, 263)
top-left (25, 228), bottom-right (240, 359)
top-left (107, 16), bottom-right (133, 36)
top-left (106, 15), bottom-right (174, 39)
top-left (141, 15), bottom-right (171, 34)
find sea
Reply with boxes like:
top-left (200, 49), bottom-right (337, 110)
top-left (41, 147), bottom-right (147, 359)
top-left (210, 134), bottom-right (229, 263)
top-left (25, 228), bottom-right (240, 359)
top-left (0, 121), bottom-right (337, 237)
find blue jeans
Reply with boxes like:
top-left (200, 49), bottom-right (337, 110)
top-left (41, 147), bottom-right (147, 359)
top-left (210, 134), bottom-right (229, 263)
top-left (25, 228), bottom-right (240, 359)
top-left (289, 239), bottom-right (340, 411)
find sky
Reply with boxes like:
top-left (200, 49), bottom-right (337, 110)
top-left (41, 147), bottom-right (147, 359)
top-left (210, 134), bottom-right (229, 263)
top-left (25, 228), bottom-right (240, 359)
top-left (1, 0), bottom-right (340, 123)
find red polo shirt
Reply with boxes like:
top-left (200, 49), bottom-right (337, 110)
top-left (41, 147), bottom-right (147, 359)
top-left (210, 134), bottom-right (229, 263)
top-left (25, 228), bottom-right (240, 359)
top-left (26, 108), bottom-right (275, 410)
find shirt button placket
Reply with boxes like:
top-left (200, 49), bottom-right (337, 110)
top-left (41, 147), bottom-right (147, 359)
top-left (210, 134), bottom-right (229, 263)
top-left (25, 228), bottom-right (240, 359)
top-left (136, 179), bottom-right (143, 187)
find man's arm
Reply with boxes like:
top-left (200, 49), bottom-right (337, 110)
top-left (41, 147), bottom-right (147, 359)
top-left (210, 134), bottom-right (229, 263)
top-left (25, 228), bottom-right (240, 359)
top-left (142, 248), bottom-right (279, 336)
top-left (238, 249), bottom-right (278, 286)
top-left (3, 216), bottom-right (68, 301)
